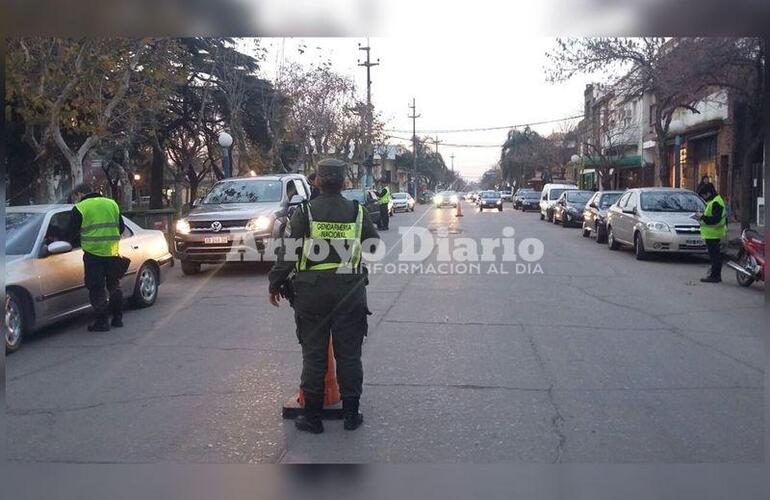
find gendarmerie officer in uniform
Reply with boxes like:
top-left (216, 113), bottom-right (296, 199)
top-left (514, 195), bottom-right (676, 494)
top-left (68, 184), bottom-right (126, 331)
top-left (268, 159), bottom-right (380, 434)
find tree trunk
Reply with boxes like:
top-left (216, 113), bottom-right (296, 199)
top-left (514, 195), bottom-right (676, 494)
top-left (150, 140), bottom-right (165, 209)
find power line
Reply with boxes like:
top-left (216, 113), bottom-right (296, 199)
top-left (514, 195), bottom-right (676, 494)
top-left (385, 134), bottom-right (502, 148)
top-left (383, 113), bottom-right (584, 134)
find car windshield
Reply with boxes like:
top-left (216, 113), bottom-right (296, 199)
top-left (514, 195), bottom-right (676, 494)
top-left (599, 192), bottom-right (622, 208)
top-left (341, 190), bottom-right (366, 203)
top-left (641, 191), bottom-right (705, 212)
top-left (438, 191), bottom-right (454, 197)
top-left (203, 180), bottom-right (283, 204)
top-left (6, 212), bottom-right (45, 255)
top-left (566, 191), bottom-right (593, 204)
top-left (523, 192), bottom-right (541, 199)
top-left (392, 193), bottom-right (408, 199)
top-left (481, 191), bottom-right (500, 199)
top-left (549, 188), bottom-right (570, 200)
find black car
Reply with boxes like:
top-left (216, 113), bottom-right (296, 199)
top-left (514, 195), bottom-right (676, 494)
top-left (552, 190), bottom-right (593, 226)
top-left (517, 190), bottom-right (541, 211)
top-left (581, 190), bottom-right (623, 243)
top-left (341, 189), bottom-right (381, 226)
top-left (478, 191), bottom-right (503, 211)
top-left (512, 189), bottom-right (532, 209)
top-left (418, 191), bottom-right (434, 204)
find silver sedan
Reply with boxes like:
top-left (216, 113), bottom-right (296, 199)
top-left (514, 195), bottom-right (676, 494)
top-left (5, 205), bottom-right (174, 352)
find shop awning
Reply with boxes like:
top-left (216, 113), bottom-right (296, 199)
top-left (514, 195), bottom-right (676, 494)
top-left (581, 155), bottom-right (642, 168)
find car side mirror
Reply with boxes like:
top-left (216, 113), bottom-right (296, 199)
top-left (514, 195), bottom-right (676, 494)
top-left (622, 207), bottom-right (636, 215)
top-left (288, 194), bottom-right (306, 207)
top-left (47, 241), bottom-right (73, 255)
top-left (589, 202), bottom-right (597, 209)
top-left (192, 197), bottom-right (203, 208)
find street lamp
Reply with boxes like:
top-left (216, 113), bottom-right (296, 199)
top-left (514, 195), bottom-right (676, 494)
top-left (218, 132), bottom-right (234, 178)
top-left (669, 119), bottom-right (685, 188)
top-left (133, 174), bottom-right (141, 181)
top-left (570, 154), bottom-right (581, 187)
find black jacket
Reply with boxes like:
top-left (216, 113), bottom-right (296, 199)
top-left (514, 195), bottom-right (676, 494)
top-left (268, 193), bottom-right (380, 293)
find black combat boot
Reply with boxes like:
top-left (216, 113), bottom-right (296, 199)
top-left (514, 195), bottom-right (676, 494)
top-left (295, 398), bottom-right (324, 434)
top-left (343, 397), bottom-right (364, 431)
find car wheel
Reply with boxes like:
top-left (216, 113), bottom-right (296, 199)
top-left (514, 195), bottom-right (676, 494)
top-left (498, 207), bottom-right (503, 212)
top-left (181, 260), bottom-right (201, 275)
top-left (5, 290), bottom-right (28, 353)
top-left (607, 226), bottom-right (620, 250)
top-left (540, 211), bottom-right (544, 220)
top-left (131, 263), bottom-right (159, 308)
top-left (582, 223), bottom-right (590, 237)
top-left (634, 232), bottom-right (649, 261)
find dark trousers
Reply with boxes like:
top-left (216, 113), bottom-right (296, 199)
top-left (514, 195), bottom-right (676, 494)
top-left (705, 238), bottom-right (722, 279)
top-left (84, 252), bottom-right (123, 325)
top-left (379, 203), bottom-right (389, 229)
top-left (292, 273), bottom-right (368, 402)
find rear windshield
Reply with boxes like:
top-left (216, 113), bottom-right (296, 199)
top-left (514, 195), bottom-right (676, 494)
top-left (640, 191), bottom-right (705, 212)
top-left (203, 180), bottom-right (283, 204)
top-left (6, 212), bottom-right (45, 255)
top-left (566, 191), bottom-right (593, 203)
top-left (341, 190), bottom-right (366, 203)
top-left (598, 192), bottom-right (622, 208)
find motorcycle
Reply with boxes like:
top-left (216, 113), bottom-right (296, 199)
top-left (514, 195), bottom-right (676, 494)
top-left (726, 229), bottom-right (765, 287)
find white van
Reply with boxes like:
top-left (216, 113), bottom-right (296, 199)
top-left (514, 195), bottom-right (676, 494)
top-left (539, 183), bottom-right (578, 222)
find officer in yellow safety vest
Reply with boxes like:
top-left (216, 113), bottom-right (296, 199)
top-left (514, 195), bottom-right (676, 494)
top-left (68, 184), bottom-right (126, 331)
top-left (377, 183), bottom-right (391, 230)
top-left (695, 182), bottom-right (727, 283)
top-left (268, 159), bottom-right (380, 434)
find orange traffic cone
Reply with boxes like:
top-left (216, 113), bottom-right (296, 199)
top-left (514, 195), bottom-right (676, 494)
top-left (282, 338), bottom-right (344, 419)
top-left (455, 199), bottom-right (464, 217)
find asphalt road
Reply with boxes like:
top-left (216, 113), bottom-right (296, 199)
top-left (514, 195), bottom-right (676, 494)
top-left (7, 202), bottom-right (765, 463)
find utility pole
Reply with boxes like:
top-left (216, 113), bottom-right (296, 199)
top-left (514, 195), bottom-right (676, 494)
top-left (358, 41), bottom-right (379, 189)
top-left (450, 153), bottom-right (455, 175)
top-left (409, 98), bottom-right (421, 198)
top-left (433, 135), bottom-right (442, 154)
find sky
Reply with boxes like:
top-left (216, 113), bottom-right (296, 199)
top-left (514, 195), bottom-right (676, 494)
top-left (253, 37), bottom-right (595, 181)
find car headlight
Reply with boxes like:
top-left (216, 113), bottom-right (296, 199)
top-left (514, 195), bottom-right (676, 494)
top-left (450, 195), bottom-right (458, 203)
top-left (246, 215), bottom-right (273, 232)
top-left (496, 200), bottom-right (502, 205)
top-left (175, 218), bottom-right (191, 235)
top-left (435, 196), bottom-right (443, 204)
top-left (645, 221), bottom-right (671, 232)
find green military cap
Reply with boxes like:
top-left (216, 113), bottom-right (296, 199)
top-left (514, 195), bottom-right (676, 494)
top-left (317, 158), bottom-right (347, 182)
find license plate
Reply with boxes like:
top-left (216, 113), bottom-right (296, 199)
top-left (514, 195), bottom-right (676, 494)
top-left (204, 236), bottom-right (228, 244)
top-left (686, 238), bottom-right (704, 246)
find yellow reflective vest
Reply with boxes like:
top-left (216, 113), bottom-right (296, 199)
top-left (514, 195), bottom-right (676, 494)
top-left (296, 203), bottom-right (365, 272)
top-left (700, 194), bottom-right (727, 240)
top-left (75, 197), bottom-right (121, 257)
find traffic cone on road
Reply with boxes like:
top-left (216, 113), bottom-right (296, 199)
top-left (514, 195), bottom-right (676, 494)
top-left (455, 199), bottom-right (464, 217)
top-left (282, 338), bottom-right (344, 419)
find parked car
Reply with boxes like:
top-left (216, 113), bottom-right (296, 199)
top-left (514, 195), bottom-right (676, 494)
top-left (517, 190), bottom-right (541, 212)
top-left (434, 191), bottom-right (459, 208)
top-left (581, 190), bottom-right (623, 243)
top-left (418, 191), bottom-right (435, 204)
top-left (391, 192), bottom-right (415, 212)
top-left (341, 189), bottom-right (382, 226)
top-left (539, 183), bottom-right (578, 222)
top-left (5, 205), bottom-right (173, 352)
top-left (605, 188), bottom-right (709, 260)
top-left (478, 190), bottom-right (503, 211)
top-left (174, 174), bottom-right (311, 274)
top-left (553, 190), bottom-right (594, 227)
top-left (499, 189), bottom-right (513, 202)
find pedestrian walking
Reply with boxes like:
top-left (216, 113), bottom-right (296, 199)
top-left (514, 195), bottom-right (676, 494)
top-left (268, 158), bottom-right (380, 434)
top-left (695, 182), bottom-right (727, 283)
top-left (377, 183), bottom-right (391, 230)
top-left (68, 184), bottom-right (129, 331)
